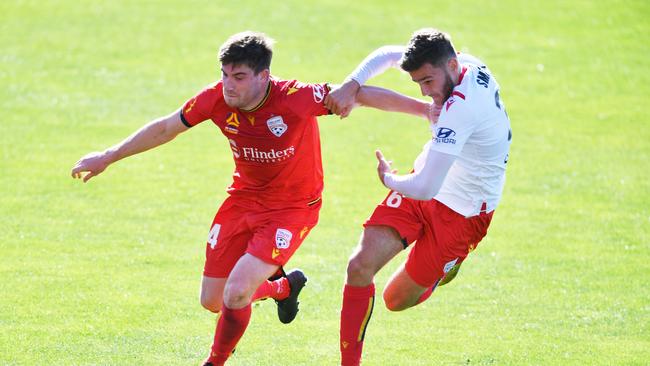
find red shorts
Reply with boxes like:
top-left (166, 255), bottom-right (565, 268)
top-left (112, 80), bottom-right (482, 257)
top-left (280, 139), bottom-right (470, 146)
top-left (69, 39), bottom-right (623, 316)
top-left (364, 191), bottom-right (494, 288)
top-left (203, 196), bottom-right (321, 278)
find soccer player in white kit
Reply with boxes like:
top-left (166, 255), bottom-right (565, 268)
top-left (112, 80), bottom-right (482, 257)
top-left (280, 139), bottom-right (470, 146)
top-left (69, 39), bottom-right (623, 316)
top-left (325, 29), bottom-right (512, 365)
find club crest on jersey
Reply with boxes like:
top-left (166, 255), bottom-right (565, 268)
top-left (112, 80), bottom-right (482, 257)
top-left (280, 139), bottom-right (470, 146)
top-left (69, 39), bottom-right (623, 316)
top-left (312, 84), bottom-right (325, 103)
top-left (275, 228), bottom-right (293, 249)
top-left (267, 116), bottom-right (287, 137)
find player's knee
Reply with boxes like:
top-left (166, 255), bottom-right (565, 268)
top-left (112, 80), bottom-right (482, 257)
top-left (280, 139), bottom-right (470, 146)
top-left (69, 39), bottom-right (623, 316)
top-left (200, 295), bottom-right (222, 313)
top-left (223, 283), bottom-right (252, 308)
top-left (382, 291), bottom-right (409, 312)
top-left (346, 256), bottom-right (375, 284)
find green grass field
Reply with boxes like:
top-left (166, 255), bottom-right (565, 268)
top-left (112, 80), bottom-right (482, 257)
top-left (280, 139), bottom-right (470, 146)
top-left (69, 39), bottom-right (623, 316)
top-left (2, 0), bottom-right (649, 364)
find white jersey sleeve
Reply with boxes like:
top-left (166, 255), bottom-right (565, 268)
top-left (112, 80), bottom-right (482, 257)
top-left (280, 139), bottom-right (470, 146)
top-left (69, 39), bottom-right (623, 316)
top-left (383, 148), bottom-right (456, 200)
top-left (346, 46), bottom-right (405, 85)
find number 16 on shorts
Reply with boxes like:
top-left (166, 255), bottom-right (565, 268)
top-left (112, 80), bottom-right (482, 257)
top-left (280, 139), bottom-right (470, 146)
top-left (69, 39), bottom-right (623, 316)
top-left (386, 191), bottom-right (403, 208)
top-left (207, 223), bottom-right (221, 249)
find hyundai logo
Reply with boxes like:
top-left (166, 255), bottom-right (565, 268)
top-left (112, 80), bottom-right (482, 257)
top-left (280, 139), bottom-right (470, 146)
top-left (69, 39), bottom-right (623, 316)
top-left (436, 128), bottom-right (456, 139)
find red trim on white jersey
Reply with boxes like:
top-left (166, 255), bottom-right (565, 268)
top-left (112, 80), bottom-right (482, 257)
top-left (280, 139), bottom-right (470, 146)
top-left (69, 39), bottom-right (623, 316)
top-left (457, 66), bottom-right (468, 85)
top-left (452, 91), bottom-right (465, 100)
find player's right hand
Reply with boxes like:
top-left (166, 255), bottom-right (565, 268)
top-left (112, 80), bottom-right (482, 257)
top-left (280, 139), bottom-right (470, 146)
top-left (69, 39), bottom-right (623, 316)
top-left (71, 151), bottom-right (111, 183)
top-left (325, 79), bottom-right (360, 118)
top-left (375, 149), bottom-right (397, 187)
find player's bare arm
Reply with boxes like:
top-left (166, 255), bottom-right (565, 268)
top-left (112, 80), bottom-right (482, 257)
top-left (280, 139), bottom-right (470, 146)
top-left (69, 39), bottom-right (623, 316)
top-left (70, 109), bottom-right (189, 182)
top-left (356, 85), bottom-right (430, 120)
top-left (326, 45), bottom-right (404, 118)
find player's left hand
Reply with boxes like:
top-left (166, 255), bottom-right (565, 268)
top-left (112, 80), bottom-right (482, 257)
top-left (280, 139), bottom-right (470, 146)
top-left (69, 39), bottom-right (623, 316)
top-left (375, 149), bottom-right (397, 186)
top-left (428, 103), bottom-right (442, 124)
top-left (70, 151), bottom-right (112, 183)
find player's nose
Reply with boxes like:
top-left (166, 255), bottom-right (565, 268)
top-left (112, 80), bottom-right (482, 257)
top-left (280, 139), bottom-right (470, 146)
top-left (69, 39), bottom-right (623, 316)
top-left (420, 84), bottom-right (430, 97)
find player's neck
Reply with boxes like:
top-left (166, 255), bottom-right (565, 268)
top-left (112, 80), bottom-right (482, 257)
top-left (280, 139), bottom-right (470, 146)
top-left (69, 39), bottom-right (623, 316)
top-left (241, 81), bottom-right (271, 112)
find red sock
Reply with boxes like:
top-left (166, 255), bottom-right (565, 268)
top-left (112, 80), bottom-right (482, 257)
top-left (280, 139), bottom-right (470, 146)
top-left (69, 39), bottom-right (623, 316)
top-left (340, 283), bottom-right (375, 366)
top-left (207, 303), bottom-right (252, 366)
top-left (251, 277), bottom-right (290, 302)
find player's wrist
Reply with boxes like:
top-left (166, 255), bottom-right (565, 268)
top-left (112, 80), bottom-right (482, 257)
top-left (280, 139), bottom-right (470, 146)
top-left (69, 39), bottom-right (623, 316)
top-left (381, 171), bottom-right (393, 186)
top-left (342, 77), bottom-right (362, 92)
top-left (102, 148), bottom-right (119, 165)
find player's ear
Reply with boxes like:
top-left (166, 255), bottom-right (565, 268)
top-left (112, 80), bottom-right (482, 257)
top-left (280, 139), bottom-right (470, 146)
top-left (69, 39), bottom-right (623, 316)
top-left (447, 57), bottom-right (459, 73)
top-left (258, 69), bottom-right (270, 81)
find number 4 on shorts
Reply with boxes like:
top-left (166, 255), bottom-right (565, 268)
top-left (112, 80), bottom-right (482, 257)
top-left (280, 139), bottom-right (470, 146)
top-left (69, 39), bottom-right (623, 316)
top-left (207, 223), bottom-right (221, 249)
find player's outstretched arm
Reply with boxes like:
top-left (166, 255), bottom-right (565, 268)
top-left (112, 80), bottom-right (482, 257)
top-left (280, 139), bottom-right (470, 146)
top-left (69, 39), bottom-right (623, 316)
top-left (356, 85), bottom-right (430, 119)
top-left (325, 45), bottom-right (404, 118)
top-left (71, 109), bottom-right (189, 182)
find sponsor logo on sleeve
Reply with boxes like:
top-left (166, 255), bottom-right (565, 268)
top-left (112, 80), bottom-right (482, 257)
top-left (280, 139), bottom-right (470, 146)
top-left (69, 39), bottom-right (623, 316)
top-left (184, 97), bottom-right (197, 114)
top-left (299, 226), bottom-right (309, 239)
top-left (312, 84), bottom-right (325, 103)
top-left (275, 228), bottom-right (293, 249)
top-left (435, 127), bottom-right (457, 144)
top-left (267, 115), bottom-right (288, 137)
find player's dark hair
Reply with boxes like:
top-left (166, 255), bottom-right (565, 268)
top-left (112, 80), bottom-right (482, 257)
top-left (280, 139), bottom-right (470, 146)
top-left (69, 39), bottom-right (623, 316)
top-left (219, 31), bottom-right (274, 74)
top-left (400, 28), bottom-right (456, 71)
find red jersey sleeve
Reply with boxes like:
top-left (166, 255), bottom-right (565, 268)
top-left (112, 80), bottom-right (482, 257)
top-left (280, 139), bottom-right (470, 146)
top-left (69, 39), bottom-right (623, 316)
top-left (281, 81), bottom-right (331, 117)
top-left (179, 82), bottom-right (222, 127)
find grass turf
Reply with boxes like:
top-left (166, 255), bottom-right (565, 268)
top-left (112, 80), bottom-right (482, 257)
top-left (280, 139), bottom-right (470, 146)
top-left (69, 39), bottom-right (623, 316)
top-left (1, 0), bottom-right (648, 364)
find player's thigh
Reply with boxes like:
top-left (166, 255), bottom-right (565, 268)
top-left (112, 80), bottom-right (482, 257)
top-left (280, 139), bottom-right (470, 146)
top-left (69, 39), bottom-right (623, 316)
top-left (200, 276), bottom-right (227, 313)
top-left (383, 263), bottom-right (428, 311)
top-left (346, 225), bottom-right (404, 285)
top-left (223, 253), bottom-right (280, 308)
top-left (247, 203), bottom-right (321, 267)
top-left (203, 198), bottom-right (253, 278)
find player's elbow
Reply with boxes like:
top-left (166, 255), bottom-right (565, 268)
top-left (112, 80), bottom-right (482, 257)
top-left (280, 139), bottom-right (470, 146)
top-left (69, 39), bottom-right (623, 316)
top-left (158, 119), bottom-right (181, 142)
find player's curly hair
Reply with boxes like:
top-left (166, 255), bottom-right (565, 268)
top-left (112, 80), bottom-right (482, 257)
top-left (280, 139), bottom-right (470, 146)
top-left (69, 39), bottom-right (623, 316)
top-left (219, 31), bottom-right (274, 74)
top-left (400, 28), bottom-right (456, 71)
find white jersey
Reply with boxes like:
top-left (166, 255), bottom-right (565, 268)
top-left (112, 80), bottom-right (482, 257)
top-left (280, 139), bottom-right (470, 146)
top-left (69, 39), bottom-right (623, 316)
top-left (414, 55), bottom-right (511, 216)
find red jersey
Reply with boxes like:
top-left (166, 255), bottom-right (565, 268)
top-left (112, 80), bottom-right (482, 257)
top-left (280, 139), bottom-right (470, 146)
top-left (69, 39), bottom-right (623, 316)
top-left (180, 77), bottom-right (331, 207)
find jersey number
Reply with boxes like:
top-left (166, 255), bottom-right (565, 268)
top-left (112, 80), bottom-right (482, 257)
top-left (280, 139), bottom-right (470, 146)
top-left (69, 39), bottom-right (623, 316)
top-left (207, 223), bottom-right (221, 249)
top-left (386, 191), bottom-right (403, 208)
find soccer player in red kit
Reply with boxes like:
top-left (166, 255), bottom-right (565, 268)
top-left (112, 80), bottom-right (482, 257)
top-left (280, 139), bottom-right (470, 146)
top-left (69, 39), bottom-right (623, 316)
top-left (71, 31), bottom-right (332, 365)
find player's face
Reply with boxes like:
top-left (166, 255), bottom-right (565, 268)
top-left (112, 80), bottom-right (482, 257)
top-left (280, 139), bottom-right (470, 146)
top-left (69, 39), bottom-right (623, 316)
top-left (221, 64), bottom-right (270, 109)
top-left (409, 60), bottom-right (457, 106)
